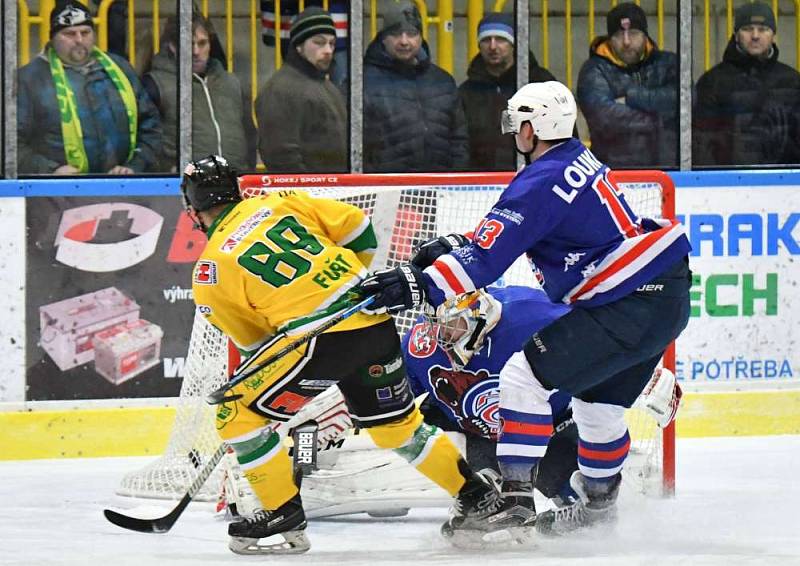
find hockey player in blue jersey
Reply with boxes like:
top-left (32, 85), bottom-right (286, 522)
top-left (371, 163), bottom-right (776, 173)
top-left (360, 80), bottom-right (691, 542)
top-left (403, 285), bottom-right (580, 506)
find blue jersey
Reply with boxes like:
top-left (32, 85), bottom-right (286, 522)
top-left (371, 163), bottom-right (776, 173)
top-left (401, 286), bottom-right (571, 439)
top-left (422, 138), bottom-right (691, 307)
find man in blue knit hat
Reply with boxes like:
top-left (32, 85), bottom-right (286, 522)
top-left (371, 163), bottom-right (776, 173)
top-left (458, 12), bottom-right (557, 171)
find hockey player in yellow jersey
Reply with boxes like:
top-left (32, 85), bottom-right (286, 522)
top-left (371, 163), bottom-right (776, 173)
top-left (181, 155), bottom-right (499, 555)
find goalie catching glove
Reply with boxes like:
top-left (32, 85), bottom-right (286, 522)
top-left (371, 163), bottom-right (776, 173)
top-left (411, 233), bottom-right (470, 269)
top-left (637, 367), bottom-right (682, 428)
top-left (359, 264), bottom-right (427, 314)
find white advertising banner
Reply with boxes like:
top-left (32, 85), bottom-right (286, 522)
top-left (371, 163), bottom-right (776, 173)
top-left (0, 197), bottom-right (25, 403)
top-left (675, 185), bottom-right (799, 391)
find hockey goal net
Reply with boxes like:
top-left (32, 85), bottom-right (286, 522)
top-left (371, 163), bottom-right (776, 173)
top-left (116, 171), bottom-right (677, 505)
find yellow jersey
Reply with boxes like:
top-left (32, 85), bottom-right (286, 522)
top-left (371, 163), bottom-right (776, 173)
top-left (192, 190), bottom-right (389, 352)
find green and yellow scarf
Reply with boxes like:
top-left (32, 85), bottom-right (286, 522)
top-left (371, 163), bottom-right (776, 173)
top-left (48, 46), bottom-right (138, 172)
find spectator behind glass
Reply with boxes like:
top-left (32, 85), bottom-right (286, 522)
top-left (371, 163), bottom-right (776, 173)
top-left (576, 2), bottom-right (678, 169)
top-left (693, 1), bottom-right (800, 167)
top-left (458, 12), bottom-right (557, 171)
top-left (255, 7), bottom-right (348, 173)
top-left (17, 1), bottom-right (161, 175)
top-left (363, 1), bottom-right (468, 173)
top-left (261, 0), bottom-right (349, 89)
top-left (141, 14), bottom-right (257, 173)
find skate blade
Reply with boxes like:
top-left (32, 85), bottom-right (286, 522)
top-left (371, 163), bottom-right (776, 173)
top-left (444, 526), bottom-right (536, 549)
top-left (229, 530), bottom-right (311, 555)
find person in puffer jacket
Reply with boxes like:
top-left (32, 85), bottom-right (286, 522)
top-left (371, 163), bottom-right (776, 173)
top-left (363, 1), bottom-right (468, 173)
top-left (576, 2), bottom-right (678, 169)
top-left (693, 1), bottom-right (800, 167)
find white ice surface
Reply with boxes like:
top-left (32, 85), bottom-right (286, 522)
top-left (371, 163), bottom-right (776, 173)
top-left (0, 435), bottom-right (798, 566)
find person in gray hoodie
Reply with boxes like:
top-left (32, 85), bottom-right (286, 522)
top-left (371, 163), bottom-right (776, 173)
top-left (142, 13), bottom-right (256, 172)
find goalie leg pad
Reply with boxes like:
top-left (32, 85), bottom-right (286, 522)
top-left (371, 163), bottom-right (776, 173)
top-left (368, 410), bottom-right (467, 497)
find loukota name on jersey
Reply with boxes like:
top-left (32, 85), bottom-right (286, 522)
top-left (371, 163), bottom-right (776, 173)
top-left (402, 286), bottom-right (571, 438)
top-left (422, 138), bottom-right (691, 308)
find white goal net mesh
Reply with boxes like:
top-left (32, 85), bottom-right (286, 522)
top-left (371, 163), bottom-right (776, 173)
top-left (117, 172), bottom-right (675, 503)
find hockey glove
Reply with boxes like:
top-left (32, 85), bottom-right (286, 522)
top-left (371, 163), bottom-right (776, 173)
top-left (411, 233), bottom-right (470, 269)
top-left (359, 264), bottom-right (427, 314)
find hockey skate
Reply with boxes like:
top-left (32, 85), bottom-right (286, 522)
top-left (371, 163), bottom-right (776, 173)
top-left (535, 471), bottom-right (620, 536)
top-left (227, 494), bottom-right (310, 555)
top-left (444, 475), bottom-right (538, 547)
top-left (441, 467), bottom-right (506, 547)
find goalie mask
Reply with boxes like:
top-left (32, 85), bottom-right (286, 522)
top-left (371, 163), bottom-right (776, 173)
top-left (180, 155), bottom-right (241, 230)
top-left (426, 290), bottom-right (502, 370)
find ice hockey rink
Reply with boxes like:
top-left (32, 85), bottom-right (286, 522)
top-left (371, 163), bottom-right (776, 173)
top-left (0, 435), bottom-right (797, 566)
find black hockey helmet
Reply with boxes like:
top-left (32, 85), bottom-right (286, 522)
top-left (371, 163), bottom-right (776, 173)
top-left (180, 155), bottom-right (241, 213)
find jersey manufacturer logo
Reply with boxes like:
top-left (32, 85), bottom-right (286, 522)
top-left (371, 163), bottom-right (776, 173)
top-left (194, 261), bottom-right (218, 285)
top-left (408, 323), bottom-right (437, 358)
top-left (219, 208), bottom-right (272, 253)
top-left (563, 251), bottom-right (586, 272)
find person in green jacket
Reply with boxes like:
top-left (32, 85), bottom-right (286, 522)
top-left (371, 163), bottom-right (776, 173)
top-left (141, 13), bottom-right (256, 172)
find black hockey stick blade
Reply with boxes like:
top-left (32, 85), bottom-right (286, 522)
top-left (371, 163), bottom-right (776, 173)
top-left (103, 443), bottom-right (228, 534)
top-left (103, 495), bottom-right (191, 534)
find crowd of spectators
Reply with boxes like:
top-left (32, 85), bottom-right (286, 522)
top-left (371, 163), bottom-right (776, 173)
top-left (15, 1), bottom-right (800, 176)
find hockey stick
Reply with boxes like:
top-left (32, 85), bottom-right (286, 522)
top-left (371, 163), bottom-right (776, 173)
top-left (103, 443), bottom-right (228, 534)
top-left (205, 295), bottom-right (376, 405)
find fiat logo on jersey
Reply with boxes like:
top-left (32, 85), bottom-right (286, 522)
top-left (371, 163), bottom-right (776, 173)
top-left (368, 365), bottom-right (384, 378)
top-left (463, 378), bottom-right (500, 435)
top-left (408, 323), bottom-right (437, 358)
top-left (194, 260), bottom-right (217, 285)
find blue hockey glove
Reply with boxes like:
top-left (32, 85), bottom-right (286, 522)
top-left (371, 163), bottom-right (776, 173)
top-left (411, 234), bottom-right (469, 269)
top-left (359, 264), bottom-right (427, 314)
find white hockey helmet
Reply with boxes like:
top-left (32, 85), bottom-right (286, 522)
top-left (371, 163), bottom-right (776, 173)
top-left (501, 80), bottom-right (577, 140)
top-left (425, 289), bottom-right (502, 370)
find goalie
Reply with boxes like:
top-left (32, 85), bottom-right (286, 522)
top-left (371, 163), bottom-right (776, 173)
top-left (405, 286), bottom-right (581, 505)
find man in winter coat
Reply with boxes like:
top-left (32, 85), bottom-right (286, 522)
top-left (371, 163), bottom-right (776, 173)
top-left (693, 2), bottom-right (800, 166)
top-left (458, 12), bottom-right (556, 171)
top-left (17, 1), bottom-right (161, 174)
top-left (363, 1), bottom-right (468, 173)
top-left (255, 7), bottom-right (348, 173)
top-left (142, 14), bottom-right (256, 173)
top-left (576, 2), bottom-right (678, 169)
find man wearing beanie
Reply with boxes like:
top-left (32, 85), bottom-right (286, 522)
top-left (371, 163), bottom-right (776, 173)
top-left (363, 0), bottom-right (468, 173)
top-left (694, 1), bottom-right (800, 166)
top-left (255, 6), bottom-right (348, 172)
top-left (17, 1), bottom-right (161, 174)
top-left (458, 12), bottom-right (558, 171)
top-left (576, 2), bottom-right (678, 168)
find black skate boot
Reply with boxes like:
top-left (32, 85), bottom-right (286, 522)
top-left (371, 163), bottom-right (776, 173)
top-left (441, 464), bottom-right (502, 546)
top-left (535, 471), bottom-right (621, 536)
top-left (228, 494), bottom-right (310, 555)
